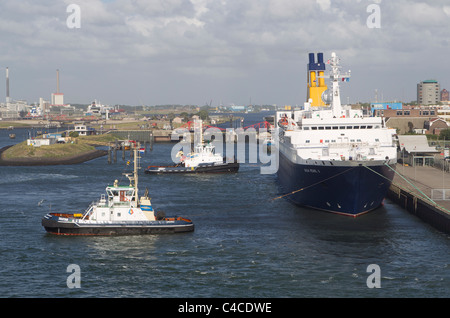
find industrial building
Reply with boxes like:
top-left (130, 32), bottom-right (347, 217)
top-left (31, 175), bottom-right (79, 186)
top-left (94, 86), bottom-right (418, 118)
top-left (50, 69), bottom-right (66, 107)
top-left (441, 89), bottom-right (449, 102)
top-left (397, 135), bottom-right (439, 167)
top-left (371, 102), bottom-right (402, 115)
top-left (417, 80), bottom-right (440, 105)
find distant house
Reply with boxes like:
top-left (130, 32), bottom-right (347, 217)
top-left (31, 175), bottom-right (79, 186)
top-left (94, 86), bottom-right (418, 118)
top-left (27, 132), bottom-right (66, 147)
top-left (27, 138), bottom-right (56, 147)
top-left (381, 108), bottom-right (440, 134)
top-left (74, 123), bottom-right (96, 136)
top-left (398, 135), bottom-right (439, 166)
top-left (172, 117), bottom-right (183, 124)
top-left (424, 118), bottom-right (449, 135)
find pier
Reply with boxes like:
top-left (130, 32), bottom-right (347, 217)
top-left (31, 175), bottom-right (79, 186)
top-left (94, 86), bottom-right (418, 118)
top-left (387, 163), bottom-right (450, 234)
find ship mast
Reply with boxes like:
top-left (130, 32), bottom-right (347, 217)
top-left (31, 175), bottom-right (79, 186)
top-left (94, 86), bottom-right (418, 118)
top-left (328, 52), bottom-right (351, 118)
top-left (134, 142), bottom-right (139, 205)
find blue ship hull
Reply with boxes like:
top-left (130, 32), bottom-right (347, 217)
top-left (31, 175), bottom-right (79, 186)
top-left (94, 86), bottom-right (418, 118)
top-left (277, 151), bottom-right (395, 216)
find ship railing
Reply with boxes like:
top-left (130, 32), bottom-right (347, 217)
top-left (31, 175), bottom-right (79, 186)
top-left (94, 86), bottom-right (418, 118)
top-left (298, 141), bottom-right (372, 149)
top-left (81, 204), bottom-right (95, 221)
top-left (327, 142), bottom-right (372, 148)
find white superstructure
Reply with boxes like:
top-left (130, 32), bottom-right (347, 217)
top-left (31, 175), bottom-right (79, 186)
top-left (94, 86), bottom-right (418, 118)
top-left (276, 52), bottom-right (397, 166)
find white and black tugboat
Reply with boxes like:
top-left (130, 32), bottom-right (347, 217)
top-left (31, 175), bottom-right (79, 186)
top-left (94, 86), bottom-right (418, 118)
top-left (42, 142), bottom-right (194, 235)
top-left (145, 120), bottom-right (239, 174)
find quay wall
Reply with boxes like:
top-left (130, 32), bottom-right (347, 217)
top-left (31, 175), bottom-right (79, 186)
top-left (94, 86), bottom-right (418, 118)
top-left (387, 184), bottom-right (450, 234)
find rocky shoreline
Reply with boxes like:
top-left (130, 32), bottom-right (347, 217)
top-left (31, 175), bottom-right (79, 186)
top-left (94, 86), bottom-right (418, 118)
top-left (0, 145), bottom-right (108, 166)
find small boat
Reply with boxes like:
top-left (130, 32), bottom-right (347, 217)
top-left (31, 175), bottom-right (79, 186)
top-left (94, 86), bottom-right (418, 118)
top-left (41, 142), bottom-right (194, 235)
top-left (145, 121), bottom-right (239, 174)
top-left (9, 133), bottom-right (15, 139)
top-left (145, 142), bottom-right (239, 174)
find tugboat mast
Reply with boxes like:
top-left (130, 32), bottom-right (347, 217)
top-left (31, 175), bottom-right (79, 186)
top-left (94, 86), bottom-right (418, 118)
top-left (134, 142), bottom-right (139, 205)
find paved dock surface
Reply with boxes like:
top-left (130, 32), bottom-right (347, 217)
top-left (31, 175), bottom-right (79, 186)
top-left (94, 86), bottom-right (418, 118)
top-left (392, 163), bottom-right (450, 214)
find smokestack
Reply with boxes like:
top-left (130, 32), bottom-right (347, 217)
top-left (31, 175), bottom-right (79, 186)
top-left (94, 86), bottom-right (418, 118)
top-left (6, 67), bottom-right (10, 103)
top-left (56, 69), bottom-right (59, 93)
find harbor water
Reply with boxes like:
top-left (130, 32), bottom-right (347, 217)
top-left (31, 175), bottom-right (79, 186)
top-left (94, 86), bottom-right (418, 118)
top-left (0, 114), bottom-right (449, 298)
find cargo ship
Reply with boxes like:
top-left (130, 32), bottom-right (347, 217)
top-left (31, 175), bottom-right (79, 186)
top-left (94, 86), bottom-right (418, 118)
top-left (275, 52), bottom-right (397, 216)
top-left (42, 142), bottom-right (194, 235)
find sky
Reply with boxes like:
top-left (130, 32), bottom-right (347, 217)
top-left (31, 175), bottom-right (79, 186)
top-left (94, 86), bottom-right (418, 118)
top-left (0, 0), bottom-right (449, 107)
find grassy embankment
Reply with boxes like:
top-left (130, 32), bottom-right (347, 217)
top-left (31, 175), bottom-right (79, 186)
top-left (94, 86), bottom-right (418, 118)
top-left (1, 134), bottom-right (119, 160)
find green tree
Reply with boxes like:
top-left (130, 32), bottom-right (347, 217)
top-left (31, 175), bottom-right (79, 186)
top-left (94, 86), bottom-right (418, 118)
top-left (197, 109), bottom-right (209, 120)
top-left (179, 112), bottom-right (190, 122)
top-left (439, 129), bottom-right (450, 140)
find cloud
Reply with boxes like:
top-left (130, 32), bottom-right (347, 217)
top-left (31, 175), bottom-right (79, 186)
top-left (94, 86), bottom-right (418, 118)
top-left (0, 0), bottom-right (449, 105)
top-left (316, 0), bottom-right (331, 11)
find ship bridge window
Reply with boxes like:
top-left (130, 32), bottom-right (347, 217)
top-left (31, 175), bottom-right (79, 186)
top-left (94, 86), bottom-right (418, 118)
top-left (311, 127), bottom-right (317, 130)
top-left (375, 138), bottom-right (380, 142)
top-left (360, 126), bottom-right (366, 129)
top-left (325, 140), bottom-right (330, 143)
top-left (339, 126), bottom-right (345, 129)
top-left (318, 127), bottom-right (325, 130)
top-left (306, 140), bottom-right (310, 143)
top-left (346, 126), bottom-right (352, 129)
top-left (325, 126), bottom-right (331, 130)
top-left (303, 127), bottom-right (310, 130)
top-left (108, 190), bottom-right (119, 197)
top-left (353, 126), bottom-right (359, 129)
top-left (332, 126), bottom-right (338, 130)
top-left (357, 139), bottom-right (361, 142)
top-left (367, 125), bottom-right (373, 129)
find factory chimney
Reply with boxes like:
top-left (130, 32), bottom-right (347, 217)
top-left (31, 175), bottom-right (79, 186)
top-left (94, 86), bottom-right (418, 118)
top-left (6, 67), bottom-right (10, 104)
top-left (56, 69), bottom-right (59, 93)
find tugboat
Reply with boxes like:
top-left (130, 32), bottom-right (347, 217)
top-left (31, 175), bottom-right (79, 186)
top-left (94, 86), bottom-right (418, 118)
top-left (145, 120), bottom-right (239, 174)
top-left (42, 142), bottom-right (194, 235)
